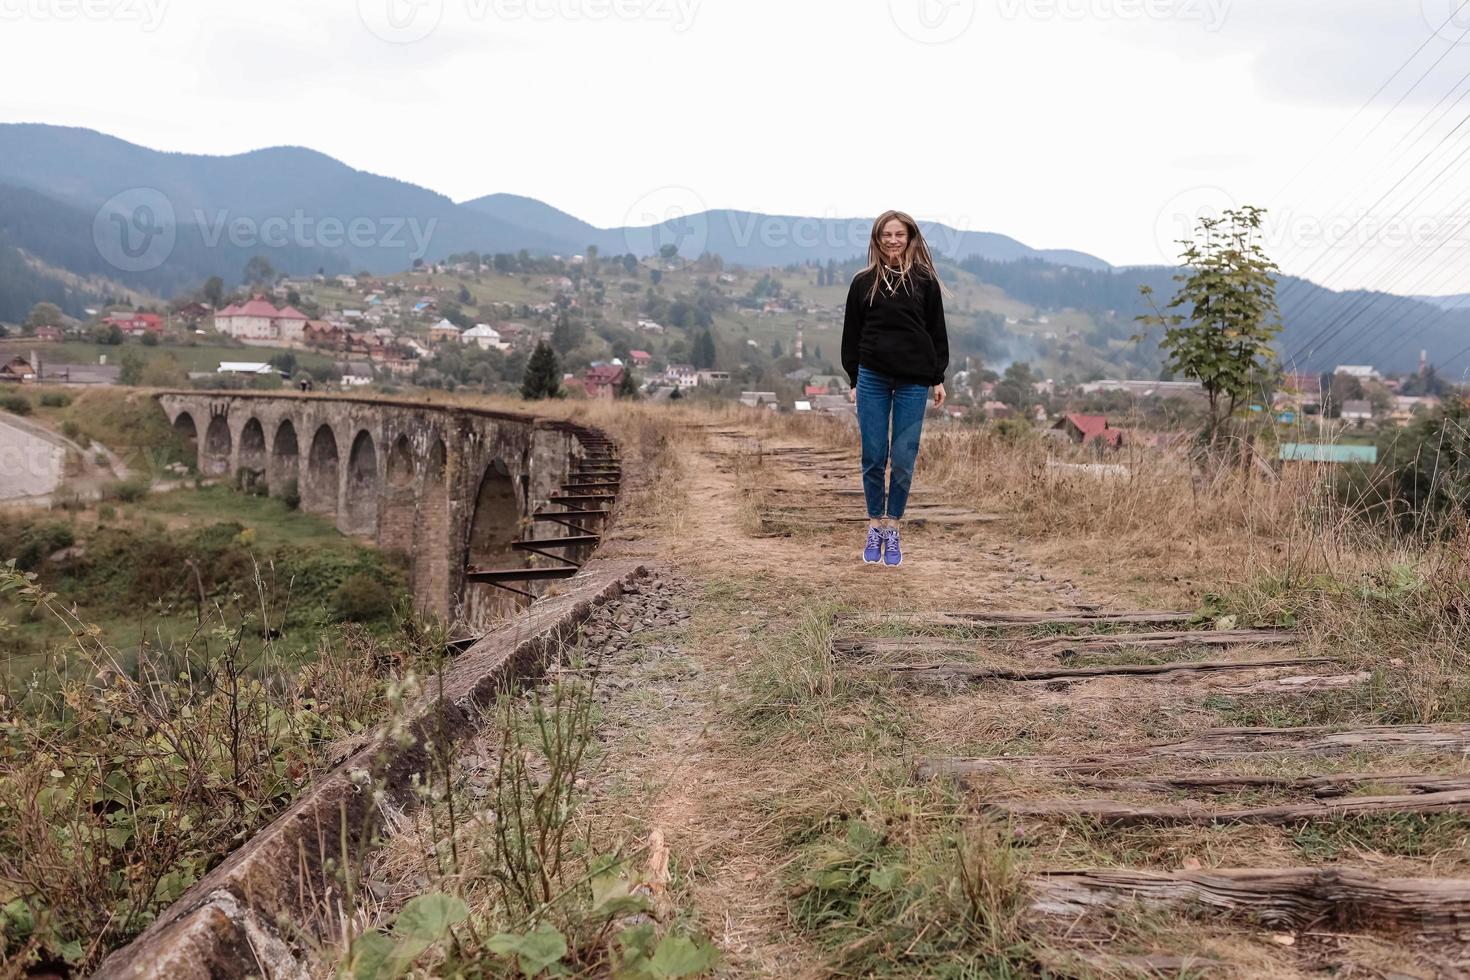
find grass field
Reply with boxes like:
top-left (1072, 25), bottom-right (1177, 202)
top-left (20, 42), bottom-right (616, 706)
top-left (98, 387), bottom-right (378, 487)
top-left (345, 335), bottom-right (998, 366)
top-left (0, 483), bottom-right (404, 681)
top-left (0, 338), bottom-right (339, 375)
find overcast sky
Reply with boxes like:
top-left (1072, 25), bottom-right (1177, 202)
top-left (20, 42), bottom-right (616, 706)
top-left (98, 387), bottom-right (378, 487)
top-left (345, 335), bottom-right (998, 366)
top-left (6, 0), bottom-right (1470, 291)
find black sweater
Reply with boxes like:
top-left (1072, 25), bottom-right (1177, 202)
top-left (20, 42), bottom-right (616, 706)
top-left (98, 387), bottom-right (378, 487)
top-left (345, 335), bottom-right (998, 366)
top-left (840, 265), bottom-right (948, 388)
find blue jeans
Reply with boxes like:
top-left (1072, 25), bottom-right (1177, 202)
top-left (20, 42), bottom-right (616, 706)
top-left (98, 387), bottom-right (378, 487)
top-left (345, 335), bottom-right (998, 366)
top-left (856, 366), bottom-right (929, 520)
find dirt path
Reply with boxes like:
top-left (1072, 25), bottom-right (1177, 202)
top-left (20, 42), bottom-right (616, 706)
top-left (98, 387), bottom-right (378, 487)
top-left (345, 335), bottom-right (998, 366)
top-left (585, 422), bottom-right (1088, 975)
top-left (587, 418), bottom-right (1470, 978)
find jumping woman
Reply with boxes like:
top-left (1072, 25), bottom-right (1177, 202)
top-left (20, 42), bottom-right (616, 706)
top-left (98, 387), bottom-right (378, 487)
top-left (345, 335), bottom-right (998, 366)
top-left (840, 210), bottom-right (948, 567)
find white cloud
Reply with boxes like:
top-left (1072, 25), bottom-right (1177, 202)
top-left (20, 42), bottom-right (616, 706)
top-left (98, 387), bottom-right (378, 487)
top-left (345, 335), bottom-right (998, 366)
top-left (2, 0), bottom-right (1469, 288)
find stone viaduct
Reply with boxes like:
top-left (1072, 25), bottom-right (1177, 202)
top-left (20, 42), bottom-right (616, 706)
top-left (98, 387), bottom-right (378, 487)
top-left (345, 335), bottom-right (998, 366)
top-left (157, 392), bottom-right (612, 628)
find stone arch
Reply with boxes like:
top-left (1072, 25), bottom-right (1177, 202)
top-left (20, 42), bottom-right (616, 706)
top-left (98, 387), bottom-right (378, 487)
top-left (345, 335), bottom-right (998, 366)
top-left (464, 456), bottom-right (525, 627)
top-left (271, 419), bottom-right (300, 497)
top-left (171, 411), bottom-right (198, 471)
top-left (412, 438), bottom-right (451, 620)
top-left (380, 434), bottom-right (417, 555)
top-left (202, 415), bottom-right (232, 476)
top-left (344, 430), bottom-right (380, 537)
top-left (304, 424), bottom-right (340, 517)
top-left (238, 417), bottom-right (267, 490)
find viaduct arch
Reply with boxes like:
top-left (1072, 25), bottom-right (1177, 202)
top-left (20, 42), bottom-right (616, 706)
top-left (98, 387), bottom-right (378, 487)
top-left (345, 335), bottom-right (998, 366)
top-left (157, 393), bottom-right (607, 628)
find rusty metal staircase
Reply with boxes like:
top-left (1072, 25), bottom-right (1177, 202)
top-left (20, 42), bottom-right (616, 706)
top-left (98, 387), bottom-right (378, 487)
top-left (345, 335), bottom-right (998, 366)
top-left (464, 423), bottom-right (620, 599)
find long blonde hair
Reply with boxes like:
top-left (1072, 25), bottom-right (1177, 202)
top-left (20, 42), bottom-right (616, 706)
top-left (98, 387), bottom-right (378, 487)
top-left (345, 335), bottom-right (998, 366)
top-left (859, 209), bottom-right (942, 304)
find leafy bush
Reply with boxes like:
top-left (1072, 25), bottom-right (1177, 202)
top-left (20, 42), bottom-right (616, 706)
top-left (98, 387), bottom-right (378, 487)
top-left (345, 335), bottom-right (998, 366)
top-left (2, 395), bottom-right (31, 416)
top-left (280, 478), bottom-right (301, 510)
top-left (0, 520), bottom-right (76, 570)
top-left (39, 393), bottom-right (70, 409)
top-left (333, 572), bottom-right (394, 622)
top-left (59, 420), bottom-right (81, 441)
top-left (0, 567), bottom-right (436, 971)
top-left (101, 478), bottom-right (149, 504)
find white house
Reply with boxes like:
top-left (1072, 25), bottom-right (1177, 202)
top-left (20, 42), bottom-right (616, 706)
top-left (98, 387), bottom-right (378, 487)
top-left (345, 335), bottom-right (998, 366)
top-left (1336, 365), bottom-right (1382, 381)
top-left (637, 318), bottom-right (665, 333)
top-left (462, 324), bottom-right (508, 351)
top-left (664, 364), bottom-right (699, 388)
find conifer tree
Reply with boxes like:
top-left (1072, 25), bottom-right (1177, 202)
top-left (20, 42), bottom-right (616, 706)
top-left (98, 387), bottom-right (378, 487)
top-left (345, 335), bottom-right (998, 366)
top-left (521, 340), bottom-right (562, 400)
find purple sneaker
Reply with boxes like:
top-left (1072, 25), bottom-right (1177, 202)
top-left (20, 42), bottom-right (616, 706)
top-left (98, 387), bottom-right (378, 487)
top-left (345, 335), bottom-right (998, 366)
top-left (863, 525), bottom-right (884, 564)
top-left (882, 527), bottom-right (903, 567)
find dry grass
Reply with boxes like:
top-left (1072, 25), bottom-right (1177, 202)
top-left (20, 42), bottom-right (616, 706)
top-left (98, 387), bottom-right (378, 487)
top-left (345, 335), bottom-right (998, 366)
top-left (199, 396), bottom-right (1470, 977)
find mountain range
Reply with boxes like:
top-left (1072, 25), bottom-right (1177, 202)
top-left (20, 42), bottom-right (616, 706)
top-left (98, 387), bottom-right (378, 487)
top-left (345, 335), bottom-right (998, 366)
top-left (0, 124), bottom-right (1467, 373)
top-left (0, 124), bottom-right (1108, 313)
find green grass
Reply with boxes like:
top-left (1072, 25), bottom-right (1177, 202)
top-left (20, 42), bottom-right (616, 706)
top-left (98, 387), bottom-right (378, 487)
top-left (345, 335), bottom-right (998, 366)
top-left (1, 338), bottom-right (339, 378)
top-left (132, 484), bottom-right (357, 552)
top-left (0, 485), bottom-right (407, 681)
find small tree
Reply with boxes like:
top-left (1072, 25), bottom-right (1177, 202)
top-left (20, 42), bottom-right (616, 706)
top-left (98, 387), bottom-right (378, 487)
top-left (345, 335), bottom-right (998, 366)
top-left (521, 340), bottom-right (562, 400)
top-left (1137, 205), bottom-right (1281, 450)
top-left (616, 367), bottom-right (639, 400)
top-left (692, 329), bottom-right (716, 370)
top-left (202, 276), bottom-right (225, 308)
top-left (243, 255), bottom-right (275, 286)
top-left (26, 302), bottom-right (64, 328)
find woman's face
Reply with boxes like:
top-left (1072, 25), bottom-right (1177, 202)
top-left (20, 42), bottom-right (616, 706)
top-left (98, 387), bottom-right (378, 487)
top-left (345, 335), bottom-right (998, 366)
top-left (879, 218), bottom-right (909, 261)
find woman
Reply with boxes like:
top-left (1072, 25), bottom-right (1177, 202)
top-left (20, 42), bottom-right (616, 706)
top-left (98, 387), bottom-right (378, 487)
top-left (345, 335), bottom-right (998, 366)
top-left (840, 210), bottom-right (948, 567)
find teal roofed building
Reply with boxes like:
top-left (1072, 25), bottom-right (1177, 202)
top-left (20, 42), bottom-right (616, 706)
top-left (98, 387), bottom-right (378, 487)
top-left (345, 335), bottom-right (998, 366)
top-left (1279, 443), bottom-right (1378, 465)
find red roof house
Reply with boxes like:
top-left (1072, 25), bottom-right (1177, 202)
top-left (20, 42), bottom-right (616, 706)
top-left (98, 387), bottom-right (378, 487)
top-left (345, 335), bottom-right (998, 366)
top-left (103, 311), bottom-right (164, 334)
top-left (584, 364), bottom-right (625, 399)
top-left (1054, 413), bottom-right (1124, 448)
top-left (629, 350), bottom-right (652, 367)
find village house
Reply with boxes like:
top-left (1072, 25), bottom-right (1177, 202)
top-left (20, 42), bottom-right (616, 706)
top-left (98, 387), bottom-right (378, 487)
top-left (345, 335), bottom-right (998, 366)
top-left (984, 401), bottom-right (1014, 420)
top-left (663, 364), bottom-right (699, 388)
top-left (103, 311), bottom-right (164, 336)
top-left (175, 302), bottom-right (212, 323)
top-left (215, 297), bottom-right (309, 346)
top-left (304, 319), bottom-right (346, 348)
top-left (739, 391), bottom-right (778, 410)
top-left (462, 324), bottom-right (508, 351)
top-left (1053, 413), bottom-right (1124, 449)
top-left (427, 319), bottom-right (462, 344)
top-left (1392, 395), bottom-right (1440, 423)
top-left (585, 364), bottom-right (625, 399)
top-left (335, 360), bottom-right (375, 386)
top-left (1341, 400), bottom-right (1373, 423)
top-left (636, 318), bottom-right (665, 333)
top-left (0, 356), bottom-right (36, 383)
top-left (697, 370), bottom-right (730, 385)
top-left (32, 325), bottom-right (63, 342)
top-left (629, 350), bottom-right (652, 369)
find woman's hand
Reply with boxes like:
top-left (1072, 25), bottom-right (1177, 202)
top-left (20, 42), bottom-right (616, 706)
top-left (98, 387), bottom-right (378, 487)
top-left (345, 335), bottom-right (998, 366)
top-left (933, 383), bottom-right (946, 407)
top-left (848, 386), bottom-right (856, 404)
